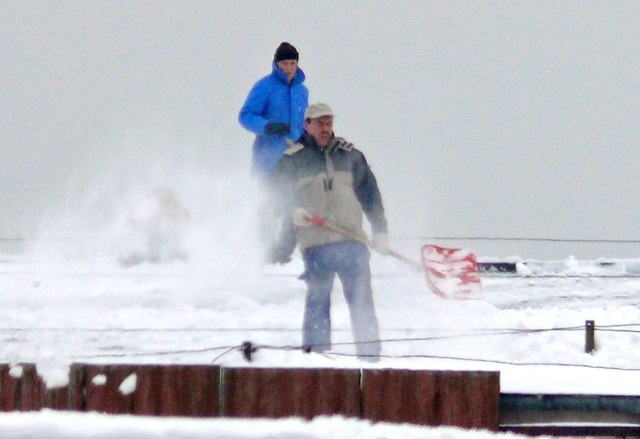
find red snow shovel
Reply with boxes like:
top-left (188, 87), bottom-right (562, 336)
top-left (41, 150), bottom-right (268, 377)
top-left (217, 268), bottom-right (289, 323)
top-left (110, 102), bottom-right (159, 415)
top-left (308, 216), bottom-right (482, 299)
top-left (420, 244), bottom-right (482, 299)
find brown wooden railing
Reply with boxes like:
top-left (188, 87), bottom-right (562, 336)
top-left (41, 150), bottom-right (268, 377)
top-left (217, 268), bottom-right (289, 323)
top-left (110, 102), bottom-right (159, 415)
top-left (0, 364), bottom-right (500, 430)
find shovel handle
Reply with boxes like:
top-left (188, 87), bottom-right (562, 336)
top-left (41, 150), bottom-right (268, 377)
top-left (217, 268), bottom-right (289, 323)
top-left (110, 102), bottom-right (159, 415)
top-left (308, 216), bottom-right (422, 271)
top-left (309, 216), bottom-right (369, 244)
top-left (388, 250), bottom-right (424, 272)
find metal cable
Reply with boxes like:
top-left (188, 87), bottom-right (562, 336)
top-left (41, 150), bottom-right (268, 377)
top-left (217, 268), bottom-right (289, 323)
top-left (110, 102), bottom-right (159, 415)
top-left (4, 235), bottom-right (640, 244)
top-left (0, 323), bottom-right (633, 371)
top-left (403, 236), bottom-right (640, 244)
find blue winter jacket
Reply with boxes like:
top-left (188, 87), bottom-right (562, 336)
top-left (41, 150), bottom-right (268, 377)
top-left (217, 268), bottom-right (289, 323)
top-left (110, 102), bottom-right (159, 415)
top-left (239, 63), bottom-right (309, 177)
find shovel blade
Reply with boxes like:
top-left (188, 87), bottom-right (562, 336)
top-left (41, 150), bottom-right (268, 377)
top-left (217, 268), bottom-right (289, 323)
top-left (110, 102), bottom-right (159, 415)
top-left (420, 244), bottom-right (483, 299)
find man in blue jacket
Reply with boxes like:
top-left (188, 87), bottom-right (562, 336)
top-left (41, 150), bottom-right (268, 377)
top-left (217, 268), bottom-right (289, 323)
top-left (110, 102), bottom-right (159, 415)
top-left (239, 42), bottom-right (309, 178)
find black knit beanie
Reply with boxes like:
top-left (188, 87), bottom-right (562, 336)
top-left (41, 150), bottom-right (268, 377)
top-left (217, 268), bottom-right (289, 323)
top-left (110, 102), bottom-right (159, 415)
top-left (274, 42), bottom-right (299, 62)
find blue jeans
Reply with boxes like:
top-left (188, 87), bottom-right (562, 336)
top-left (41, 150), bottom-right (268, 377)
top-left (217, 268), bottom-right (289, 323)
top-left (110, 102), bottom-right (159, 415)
top-left (301, 240), bottom-right (381, 359)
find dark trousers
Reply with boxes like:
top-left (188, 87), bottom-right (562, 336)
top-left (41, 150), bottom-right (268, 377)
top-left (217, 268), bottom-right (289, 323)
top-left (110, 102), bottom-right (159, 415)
top-left (301, 240), bottom-right (381, 360)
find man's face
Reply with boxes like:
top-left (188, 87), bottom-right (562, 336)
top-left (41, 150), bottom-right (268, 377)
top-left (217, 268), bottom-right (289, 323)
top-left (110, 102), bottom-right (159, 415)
top-left (276, 60), bottom-right (298, 82)
top-left (305, 116), bottom-right (333, 147)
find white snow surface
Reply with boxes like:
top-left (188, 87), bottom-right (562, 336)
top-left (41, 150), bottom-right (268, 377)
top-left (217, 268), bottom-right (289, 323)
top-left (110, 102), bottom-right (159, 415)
top-left (1, 174), bottom-right (640, 438)
top-left (3, 241), bottom-right (640, 395)
top-left (0, 411), bottom-right (532, 439)
top-left (3, 3), bottom-right (640, 436)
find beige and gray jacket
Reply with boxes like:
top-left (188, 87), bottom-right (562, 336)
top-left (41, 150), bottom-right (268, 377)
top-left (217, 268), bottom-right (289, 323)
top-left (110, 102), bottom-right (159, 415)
top-left (270, 133), bottom-right (388, 255)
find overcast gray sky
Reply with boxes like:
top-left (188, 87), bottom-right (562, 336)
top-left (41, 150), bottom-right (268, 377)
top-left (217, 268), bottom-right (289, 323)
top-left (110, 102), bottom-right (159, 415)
top-left (2, 1), bottom-right (639, 259)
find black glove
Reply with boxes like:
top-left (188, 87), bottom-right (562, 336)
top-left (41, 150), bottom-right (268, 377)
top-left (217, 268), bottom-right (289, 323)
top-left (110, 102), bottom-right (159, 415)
top-left (264, 122), bottom-right (290, 135)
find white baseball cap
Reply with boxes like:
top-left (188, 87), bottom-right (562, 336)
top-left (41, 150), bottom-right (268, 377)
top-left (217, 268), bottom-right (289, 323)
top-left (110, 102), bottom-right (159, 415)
top-left (304, 103), bottom-right (334, 120)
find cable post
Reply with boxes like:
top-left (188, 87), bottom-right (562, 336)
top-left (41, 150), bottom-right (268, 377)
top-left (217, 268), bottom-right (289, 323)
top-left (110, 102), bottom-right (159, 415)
top-left (241, 341), bottom-right (256, 362)
top-left (585, 320), bottom-right (595, 354)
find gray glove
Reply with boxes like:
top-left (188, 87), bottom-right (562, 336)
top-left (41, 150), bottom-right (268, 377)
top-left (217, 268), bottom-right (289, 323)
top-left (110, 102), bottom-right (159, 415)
top-left (372, 232), bottom-right (390, 255)
top-left (292, 208), bottom-right (312, 227)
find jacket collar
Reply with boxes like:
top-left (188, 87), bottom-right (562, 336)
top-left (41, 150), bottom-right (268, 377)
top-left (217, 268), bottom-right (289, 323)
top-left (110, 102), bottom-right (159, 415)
top-left (271, 63), bottom-right (306, 86)
top-left (302, 132), bottom-right (337, 153)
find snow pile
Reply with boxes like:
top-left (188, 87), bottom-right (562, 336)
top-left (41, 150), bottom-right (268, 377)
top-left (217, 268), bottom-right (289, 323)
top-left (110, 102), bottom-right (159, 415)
top-left (522, 256), bottom-right (639, 276)
top-left (0, 411), bottom-right (544, 439)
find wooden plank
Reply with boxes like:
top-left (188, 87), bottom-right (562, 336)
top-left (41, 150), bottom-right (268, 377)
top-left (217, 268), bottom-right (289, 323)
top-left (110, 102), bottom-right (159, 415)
top-left (223, 367), bottom-right (361, 419)
top-left (362, 369), bottom-right (500, 430)
top-left (0, 364), bottom-right (20, 411)
top-left (156, 365), bottom-right (220, 416)
top-left (78, 364), bottom-right (220, 416)
top-left (67, 364), bottom-right (85, 411)
top-left (0, 364), bottom-right (68, 411)
top-left (12, 364), bottom-right (43, 411)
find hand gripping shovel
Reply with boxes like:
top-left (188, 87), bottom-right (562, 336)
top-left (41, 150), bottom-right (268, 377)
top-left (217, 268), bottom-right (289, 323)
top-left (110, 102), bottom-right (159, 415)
top-left (307, 215), bottom-right (482, 299)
